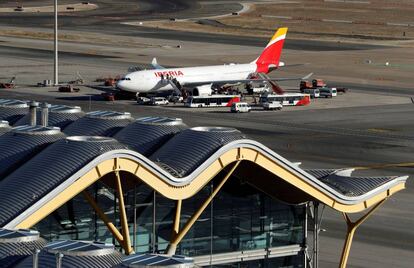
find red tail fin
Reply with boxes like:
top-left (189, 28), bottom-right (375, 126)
top-left (255, 27), bottom-right (288, 74)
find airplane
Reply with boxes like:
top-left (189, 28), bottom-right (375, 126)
top-left (116, 27), bottom-right (308, 96)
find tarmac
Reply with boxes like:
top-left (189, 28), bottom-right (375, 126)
top-left (0, 1), bottom-right (413, 267)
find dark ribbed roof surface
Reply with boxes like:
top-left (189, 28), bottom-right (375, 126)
top-left (0, 126), bottom-right (66, 179)
top-left (64, 111), bottom-right (133, 137)
top-left (0, 99), bottom-right (29, 124)
top-left (151, 127), bottom-right (246, 177)
top-left (0, 229), bottom-right (47, 267)
top-left (14, 105), bottom-right (85, 129)
top-left (114, 117), bottom-right (188, 156)
top-left (0, 98), bottom-right (409, 240)
top-left (0, 136), bottom-right (128, 226)
top-left (118, 254), bottom-right (194, 267)
top-left (318, 175), bottom-right (397, 197)
top-left (0, 121), bottom-right (11, 136)
top-left (305, 169), bottom-right (336, 179)
top-left (15, 240), bottom-right (123, 268)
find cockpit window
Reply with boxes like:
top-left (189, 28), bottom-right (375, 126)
top-left (120, 77), bottom-right (131, 81)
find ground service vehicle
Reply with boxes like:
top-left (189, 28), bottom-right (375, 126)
top-left (136, 97), bottom-right (151, 105)
top-left (262, 101), bottom-right (283, 110)
top-left (319, 87), bottom-right (337, 98)
top-left (168, 95), bottom-right (183, 103)
top-left (185, 95), bottom-right (240, 108)
top-left (150, 97), bottom-right (169, 105)
top-left (231, 102), bottom-right (251, 113)
top-left (58, 85), bottom-right (80, 93)
top-left (0, 77), bottom-right (16, 89)
top-left (300, 80), bottom-right (313, 91)
top-left (335, 87), bottom-right (349, 93)
top-left (312, 79), bottom-right (326, 88)
top-left (259, 93), bottom-right (310, 106)
top-left (302, 88), bottom-right (320, 98)
top-left (101, 92), bottom-right (115, 101)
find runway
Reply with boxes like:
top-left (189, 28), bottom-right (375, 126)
top-left (0, 1), bottom-right (413, 267)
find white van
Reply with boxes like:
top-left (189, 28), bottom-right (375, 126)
top-left (262, 101), bottom-right (283, 110)
top-left (150, 97), bottom-right (169, 105)
top-left (231, 102), bottom-right (251, 113)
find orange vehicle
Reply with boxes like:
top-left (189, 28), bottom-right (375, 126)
top-left (0, 77), bottom-right (16, 89)
top-left (58, 85), bottom-right (80, 93)
top-left (299, 80), bottom-right (313, 91)
top-left (312, 79), bottom-right (326, 88)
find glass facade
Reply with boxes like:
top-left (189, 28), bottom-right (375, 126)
top-left (34, 172), bottom-right (305, 267)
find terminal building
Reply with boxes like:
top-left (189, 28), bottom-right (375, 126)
top-left (0, 99), bottom-right (408, 267)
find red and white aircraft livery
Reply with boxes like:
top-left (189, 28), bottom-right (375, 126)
top-left (116, 27), bottom-right (293, 96)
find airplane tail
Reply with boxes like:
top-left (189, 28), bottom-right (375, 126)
top-left (254, 27), bottom-right (288, 74)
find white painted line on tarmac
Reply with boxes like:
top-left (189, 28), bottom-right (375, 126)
top-left (322, 19), bottom-right (353, 23)
top-left (261, 15), bottom-right (292, 19)
top-left (386, 22), bottom-right (412, 27)
top-left (324, 0), bottom-right (370, 3)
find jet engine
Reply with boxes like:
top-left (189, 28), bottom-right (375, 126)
top-left (192, 84), bottom-right (212, 96)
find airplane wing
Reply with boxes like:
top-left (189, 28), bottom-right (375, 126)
top-left (151, 58), bottom-right (166, 70)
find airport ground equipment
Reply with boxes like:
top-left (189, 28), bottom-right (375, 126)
top-left (259, 93), bottom-right (310, 106)
top-left (319, 87), bottom-right (337, 98)
top-left (336, 87), bottom-right (349, 93)
top-left (231, 102), bottom-right (251, 113)
top-left (300, 79), bottom-right (348, 95)
top-left (312, 79), bottom-right (326, 88)
top-left (300, 79), bottom-right (326, 91)
top-left (0, 102), bottom-right (408, 268)
top-left (58, 85), bottom-right (80, 92)
top-left (302, 88), bottom-right (320, 99)
top-left (262, 101), bottom-right (283, 110)
top-left (185, 95), bottom-right (240, 108)
top-left (0, 77), bottom-right (16, 89)
top-left (103, 76), bottom-right (122, 87)
top-left (101, 91), bottom-right (137, 101)
top-left (102, 92), bottom-right (116, 101)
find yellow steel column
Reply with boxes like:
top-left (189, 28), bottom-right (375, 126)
top-left (171, 199), bottom-right (182, 240)
top-left (82, 191), bottom-right (124, 244)
top-left (166, 161), bottom-right (241, 256)
top-left (115, 170), bottom-right (134, 255)
top-left (339, 199), bottom-right (386, 268)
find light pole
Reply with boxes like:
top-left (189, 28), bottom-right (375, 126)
top-left (54, 0), bottom-right (58, 85)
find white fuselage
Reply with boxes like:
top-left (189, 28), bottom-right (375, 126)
top-left (116, 63), bottom-right (257, 93)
